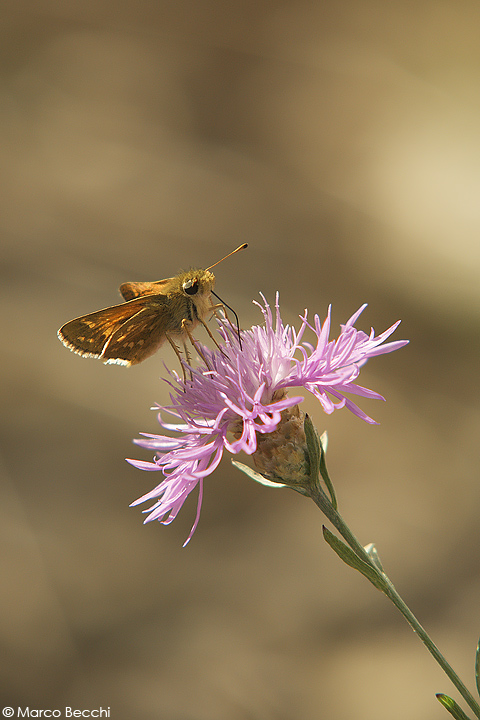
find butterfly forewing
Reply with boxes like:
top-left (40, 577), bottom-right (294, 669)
top-left (101, 299), bottom-right (173, 365)
top-left (58, 296), bottom-right (172, 366)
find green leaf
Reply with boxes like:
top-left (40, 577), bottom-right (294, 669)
top-left (322, 526), bottom-right (385, 591)
top-left (231, 460), bottom-right (287, 487)
top-left (475, 638), bottom-right (480, 698)
top-left (304, 414), bottom-right (321, 483)
top-left (436, 694), bottom-right (473, 720)
top-left (318, 440), bottom-right (337, 510)
top-left (364, 543), bottom-right (385, 573)
top-left (319, 431), bottom-right (328, 453)
top-left (303, 420), bottom-right (337, 508)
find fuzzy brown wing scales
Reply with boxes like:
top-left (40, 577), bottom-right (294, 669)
top-left (101, 300), bottom-right (175, 365)
top-left (58, 295), bottom-right (172, 366)
top-left (58, 307), bottom-right (138, 359)
top-left (119, 279), bottom-right (173, 301)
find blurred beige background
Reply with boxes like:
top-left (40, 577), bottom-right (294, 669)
top-left (1, 2), bottom-right (480, 719)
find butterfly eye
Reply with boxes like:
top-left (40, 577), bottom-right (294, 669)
top-left (183, 279), bottom-right (199, 296)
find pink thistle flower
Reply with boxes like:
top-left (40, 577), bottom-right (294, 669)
top-left (127, 295), bottom-right (408, 544)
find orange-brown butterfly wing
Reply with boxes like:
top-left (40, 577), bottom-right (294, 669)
top-left (119, 279), bottom-right (173, 301)
top-left (58, 295), bottom-right (172, 366)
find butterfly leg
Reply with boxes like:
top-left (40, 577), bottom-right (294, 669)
top-left (182, 341), bottom-right (192, 366)
top-left (198, 315), bottom-right (228, 357)
top-left (181, 320), bottom-right (212, 370)
top-left (182, 341), bottom-right (194, 383)
top-left (166, 334), bottom-right (189, 384)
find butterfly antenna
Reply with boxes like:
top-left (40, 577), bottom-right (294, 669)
top-left (205, 243), bottom-right (248, 272)
top-left (212, 291), bottom-right (243, 349)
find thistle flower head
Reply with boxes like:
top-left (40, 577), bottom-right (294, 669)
top-left (127, 294), bottom-right (408, 544)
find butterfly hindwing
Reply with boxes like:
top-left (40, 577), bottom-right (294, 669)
top-left (119, 279), bottom-right (173, 301)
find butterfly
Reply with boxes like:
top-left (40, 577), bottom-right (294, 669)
top-left (58, 244), bottom-right (247, 367)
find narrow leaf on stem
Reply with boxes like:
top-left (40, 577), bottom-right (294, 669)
top-left (317, 433), bottom-right (337, 510)
top-left (436, 694), bottom-right (473, 720)
top-left (475, 639), bottom-right (480, 699)
top-left (231, 460), bottom-right (287, 487)
top-left (304, 414), bottom-right (321, 484)
top-left (322, 526), bottom-right (385, 591)
top-left (364, 543), bottom-right (385, 573)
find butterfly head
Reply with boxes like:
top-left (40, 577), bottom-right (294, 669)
top-left (180, 269), bottom-right (215, 295)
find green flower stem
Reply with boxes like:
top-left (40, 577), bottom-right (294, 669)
top-left (309, 485), bottom-right (480, 720)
